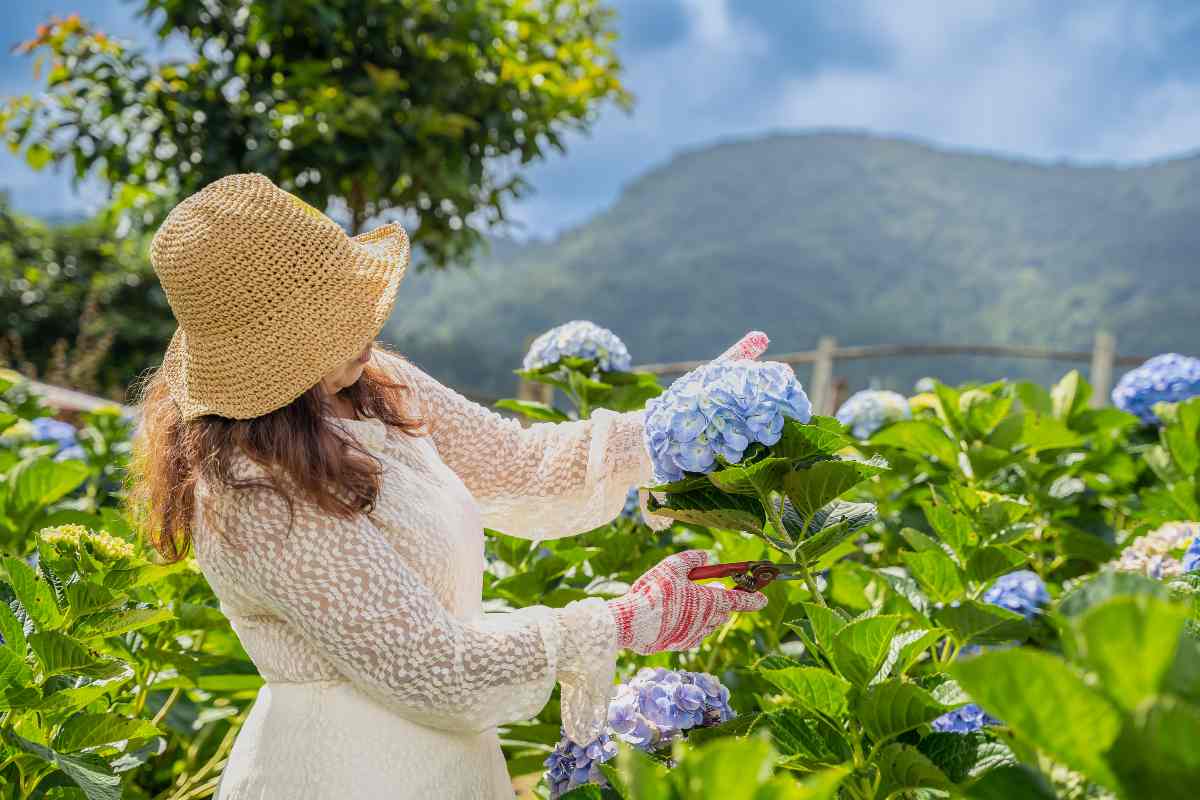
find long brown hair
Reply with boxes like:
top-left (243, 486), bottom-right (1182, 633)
top-left (128, 344), bottom-right (425, 563)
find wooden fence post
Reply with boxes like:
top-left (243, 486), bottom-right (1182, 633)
top-left (810, 336), bottom-right (837, 415)
top-left (1089, 331), bottom-right (1116, 407)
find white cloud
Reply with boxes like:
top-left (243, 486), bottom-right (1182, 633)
top-left (770, 0), bottom-right (1200, 164)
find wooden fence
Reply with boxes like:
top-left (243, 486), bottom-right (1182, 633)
top-left (23, 330), bottom-right (1149, 419)
top-left (521, 331), bottom-right (1141, 415)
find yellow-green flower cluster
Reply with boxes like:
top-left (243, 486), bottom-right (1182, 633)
top-left (39, 524), bottom-right (137, 562)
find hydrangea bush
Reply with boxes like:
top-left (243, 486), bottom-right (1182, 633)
top-left (543, 669), bottom-right (735, 797)
top-left (834, 389), bottom-right (912, 439)
top-left (543, 730), bottom-right (618, 798)
top-left (503, 320), bottom-right (659, 421)
top-left (1112, 522), bottom-right (1200, 579)
top-left (31, 415), bottom-right (86, 461)
top-left (1112, 353), bottom-right (1200, 424)
top-left (643, 360), bottom-right (813, 483)
top-left (523, 319), bottom-right (632, 373)
top-left (607, 668), bottom-right (735, 751)
top-left (931, 703), bottom-right (1001, 734)
top-left (639, 359), bottom-right (882, 602)
top-left (982, 570), bottom-right (1051, 619)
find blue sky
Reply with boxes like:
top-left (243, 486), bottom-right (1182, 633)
top-left (3, 0), bottom-right (1200, 236)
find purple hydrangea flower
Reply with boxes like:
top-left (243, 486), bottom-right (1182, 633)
top-left (932, 703), bottom-right (1002, 734)
top-left (524, 320), bottom-right (632, 373)
top-left (835, 390), bottom-right (912, 439)
top-left (606, 668), bottom-right (735, 752)
top-left (644, 361), bottom-right (812, 483)
top-left (544, 669), bottom-right (736, 793)
top-left (982, 570), bottom-right (1050, 620)
top-left (543, 730), bottom-right (617, 799)
top-left (1112, 353), bottom-right (1200, 424)
top-left (1183, 536), bottom-right (1200, 573)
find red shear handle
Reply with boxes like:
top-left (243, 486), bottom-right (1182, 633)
top-left (688, 561), bottom-right (780, 591)
top-left (687, 561), bottom-right (752, 581)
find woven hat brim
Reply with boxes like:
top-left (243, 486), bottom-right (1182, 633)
top-left (162, 222), bottom-right (409, 421)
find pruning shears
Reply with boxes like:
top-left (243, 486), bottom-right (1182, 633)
top-left (688, 561), bottom-right (808, 592)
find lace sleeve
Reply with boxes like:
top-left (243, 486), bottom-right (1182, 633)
top-left (202, 482), bottom-right (618, 742)
top-left (376, 351), bottom-right (655, 539)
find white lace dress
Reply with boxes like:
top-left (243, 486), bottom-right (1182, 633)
top-left (193, 352), bottom-right (653, 799)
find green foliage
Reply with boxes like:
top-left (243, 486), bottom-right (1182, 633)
top-left (384, 132), bottom-right (1200, 397)
top-left (4, 340), bottom-right (1200, 799)
top-left (952, 589), bottom-right (1200, 799)
top-left (5, 3), bottom-right (630, 267)
top-left (0, 203), bottom-right (170, 398)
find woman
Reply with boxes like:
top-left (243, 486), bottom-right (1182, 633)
top-left (129, 173), bottom-right (767, 799)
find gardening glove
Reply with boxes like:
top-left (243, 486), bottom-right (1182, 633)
top-left (636, 331), bottom-right (771, 530)
top-left (607, 550), bottom-right (768, 654)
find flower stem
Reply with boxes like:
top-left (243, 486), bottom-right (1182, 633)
top-left (764, 495), bottom-right (827, 607)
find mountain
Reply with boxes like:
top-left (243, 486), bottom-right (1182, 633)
top-left (383, 131), bottom-right (1200, 401)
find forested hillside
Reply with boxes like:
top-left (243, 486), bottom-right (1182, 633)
top-left (385, 132), bottom-right (1200, 397)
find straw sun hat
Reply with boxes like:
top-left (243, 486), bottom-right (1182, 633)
top-left (149, 173), bottom-right (410, 421)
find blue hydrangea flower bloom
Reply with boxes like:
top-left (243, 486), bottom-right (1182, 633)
top-left (835, 390), bottom-right (912, 439)
top-left (1183, 536), bottom-right (1200, 573)
top-left (1112, 353), bottom-right (1200, 424)
top-left (643, 361), bottom-right (812, 483)
top-left (914, 377), bottom-right (937, 393)
top-left (543, 730), bottom-right (617, 799)
top-left (31, 417), bottom-right (78, 448)
top-left (982, 570), bottom-right (1050, 619)
top-left (523, 320), bottom-right (632, 373)
top-left (54, 444), bottom-right (87, 462)
top-left (932, 703), bottom-right (1001, 734)
top-left (606, 668), bottom-right (735, 752)
top-left (618, 487), bottom-right (641, 521)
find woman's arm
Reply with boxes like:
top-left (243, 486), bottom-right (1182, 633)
top-left (203, 480), bottom-right (618, 743)
top-left (375, 350), bottom-right (653, 539)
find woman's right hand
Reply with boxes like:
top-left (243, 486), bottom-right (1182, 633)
top-left (607, 550), bottom-right (768, 654)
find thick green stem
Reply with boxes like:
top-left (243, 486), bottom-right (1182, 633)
top-left (764, 495), bottom-right (827, 607)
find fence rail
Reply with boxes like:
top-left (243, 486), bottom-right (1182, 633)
top-left (21, 330), bottom-right (1157, 420)
top-left (630, 331), bottom-right (1140, 415)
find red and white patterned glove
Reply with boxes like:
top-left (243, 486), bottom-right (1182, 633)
top-left (607, 550), bottom-right (768, 654)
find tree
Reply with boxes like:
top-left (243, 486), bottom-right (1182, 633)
top-left (4, 2), bottom-right (630, 267)
top-left (0, 199), bottom-right (172, 398)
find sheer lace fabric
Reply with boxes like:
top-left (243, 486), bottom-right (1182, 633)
top-left (193, 353), bottom-right (653, 798)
